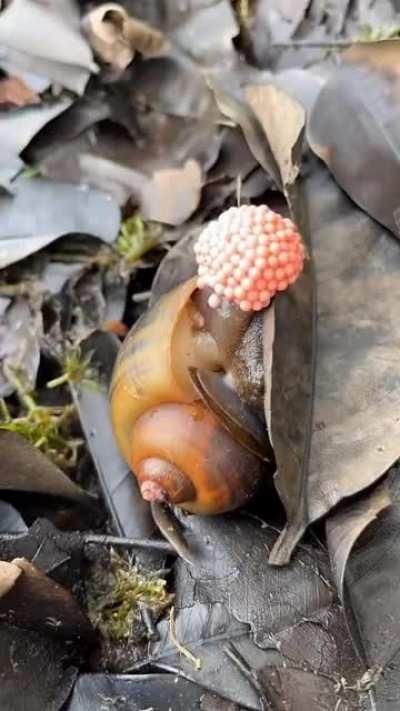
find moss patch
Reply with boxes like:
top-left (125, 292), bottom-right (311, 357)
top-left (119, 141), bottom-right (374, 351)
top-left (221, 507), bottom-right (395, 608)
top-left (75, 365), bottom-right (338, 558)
top-left (86, 551), bottom-right (174, 642)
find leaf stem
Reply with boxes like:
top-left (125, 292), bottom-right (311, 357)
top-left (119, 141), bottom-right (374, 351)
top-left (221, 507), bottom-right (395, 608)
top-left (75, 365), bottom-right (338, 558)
top-left (169, 606), bottom-right (202, 670)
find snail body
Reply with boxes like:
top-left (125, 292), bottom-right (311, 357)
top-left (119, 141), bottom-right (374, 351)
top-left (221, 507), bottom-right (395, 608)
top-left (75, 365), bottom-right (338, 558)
top-left (110, 204), bottom-right (304, 516)
top-left (110, 277), bottom-right (265, 515)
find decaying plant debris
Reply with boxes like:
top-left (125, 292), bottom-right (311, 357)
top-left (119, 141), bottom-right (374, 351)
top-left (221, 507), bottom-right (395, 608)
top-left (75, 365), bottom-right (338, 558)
top-left (2, 1), bottom-right (400, 710)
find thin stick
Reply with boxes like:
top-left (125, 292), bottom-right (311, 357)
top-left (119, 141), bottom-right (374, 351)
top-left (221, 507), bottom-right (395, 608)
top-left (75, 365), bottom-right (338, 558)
top-left (83, 533), bottom-right (174, 553)
top-left (270, 39), bottom-right (355, 49)
top-left (169, 606), bottom-right (202, 670)
top-left (140, 604), bottom-right (159, 641)
top-left (224, 642), bottom-right (273, 711)
top-left (0, 532), bottom-right (175, 554)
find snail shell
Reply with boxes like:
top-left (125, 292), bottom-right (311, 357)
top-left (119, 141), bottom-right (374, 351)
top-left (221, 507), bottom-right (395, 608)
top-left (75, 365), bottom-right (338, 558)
top-left (110, 277), bottom-right (266, 515)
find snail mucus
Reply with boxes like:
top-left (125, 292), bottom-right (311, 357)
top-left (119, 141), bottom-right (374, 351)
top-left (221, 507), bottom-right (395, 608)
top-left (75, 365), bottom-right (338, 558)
top-left (110, 205), bottom-right (305, 515)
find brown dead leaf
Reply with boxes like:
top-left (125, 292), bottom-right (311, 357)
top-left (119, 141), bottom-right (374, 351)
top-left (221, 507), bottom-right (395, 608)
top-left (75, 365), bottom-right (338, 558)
top-left (0, 560), bottom-right (21, 598)
top-left (245, 85), bottom-right (305, 188)
top-left (82, 2), bottom-right (168, 71)
top-left (0, 76), bottom-right (39, 108)
top-left (140, 159), bottom-right (202, 226)
top-left (0, 558), bottom-right (93, 639)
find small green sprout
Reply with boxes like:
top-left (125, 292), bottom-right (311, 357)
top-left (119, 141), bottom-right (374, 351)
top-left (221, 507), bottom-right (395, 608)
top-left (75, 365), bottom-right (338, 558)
top-left (87, 551), bottom-right (174, 642)
top-left (358, 24), bottom-right (400, 41)
top-left (0, 397), bottom-right (83, 470)
top-left (21, 165), bottom-right (42, 179)
top-left (46, 346), bottom-right (100, 391)
top-left (116, 213), bottom-right (162, 264)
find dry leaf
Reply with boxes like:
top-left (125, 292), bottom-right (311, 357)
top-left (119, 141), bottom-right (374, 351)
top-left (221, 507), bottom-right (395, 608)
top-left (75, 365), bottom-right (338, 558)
top-left (140, 159), bottom-right (202, 226)
top-left (245, 85), bottom-right (305, 188)
top-left (0, 558), bottom-right (93, 639)
top-left (308, 41), bottom-right (400, 239)
top-left (82, 2), bottom-right (168, 71)
top-left (0, 76), bottom-right (39, 108)
top-left (0, 560), bottom-right (21, 598)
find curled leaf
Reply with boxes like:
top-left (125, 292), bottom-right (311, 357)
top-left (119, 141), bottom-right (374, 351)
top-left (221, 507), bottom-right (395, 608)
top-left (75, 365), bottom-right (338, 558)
top-left (82, 3), bottom-right (168, 72)
top-left (245, 84), bottom-right (305, 189)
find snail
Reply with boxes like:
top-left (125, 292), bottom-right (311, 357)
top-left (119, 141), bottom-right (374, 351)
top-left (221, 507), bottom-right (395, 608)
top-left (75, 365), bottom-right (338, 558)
top-left (110, 204), bottom-right (304, 515)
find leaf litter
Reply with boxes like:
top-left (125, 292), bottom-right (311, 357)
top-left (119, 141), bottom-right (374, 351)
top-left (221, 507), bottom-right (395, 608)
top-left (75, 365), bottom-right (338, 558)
top-left (1, 2), bottom-right (400, 711)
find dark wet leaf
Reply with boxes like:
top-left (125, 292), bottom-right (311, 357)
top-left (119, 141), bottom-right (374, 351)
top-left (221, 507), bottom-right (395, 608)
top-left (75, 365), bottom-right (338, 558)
top-left (0, 625), bottom-right (77, 711)
top-left (236, 85), bottom-right (315, 565)
top-left (0, 500), bottom-right (28, 534)
top-left (68, 672), bottom-right (215, 711)
top-left (58, 260), bottom-right (126, 344)
top-left (0, 430), bottom-right (94, 508)
top-left (171, 0), bottom-right (238, 67)
top-left (0, 176), bottom-right (120, 269)
top-left (0, 295), bottom-right (41, 396)
top-left (0, 517), bottom-right (81, 577)
top-left (135, 514), bottom-right (364, 710)
top-left (124, 0), bottom-right (238, 68)
top-left (0, 557), bottom-right (93, 640)
top-left (272, 162), bottom-right (400, 563)
top-left (70, 332), bottom-right (157, 548)
top-left (33, 110), bottom-right (219, 209)
top-left (308, 41), bottom-right (400, 239)
top-left (128, 52), bottom-right (216, 119)
top-left (326, 468), bottom-right (400, 708)
top-left (149, 226), bottom-right (199, 305)
top-left (0, 0), bottom-right (97, 94)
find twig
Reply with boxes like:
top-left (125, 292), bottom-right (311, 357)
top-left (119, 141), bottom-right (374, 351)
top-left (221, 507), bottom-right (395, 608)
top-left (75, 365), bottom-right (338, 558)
top-left (83, 533), bottom-right (175, 553)
top-left (169, 606), bottom-right (202, 670)
top-left (139, 604), bottom-right (160, 641)
top-left (271, 39), bottom-right (355, 49)
top-left (224, 642), bottom-right (273, 711)
top-left (0, 532), bottom-right (175, 554)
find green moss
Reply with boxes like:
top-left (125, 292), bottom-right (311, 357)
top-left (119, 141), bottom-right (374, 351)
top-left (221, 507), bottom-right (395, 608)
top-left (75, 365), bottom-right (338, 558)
top-left (0, 397), bottom-right (82, 470)
top-left (358, 24), bottom-right (400, 41)
top-left (46, 345), bottom-right (101, 391)
top-left (86, 551), bottom-right (174, 642)
top-left (116, 213), bottom-right (162, 264)
top-left (21, 165), bottom-right (42, 179)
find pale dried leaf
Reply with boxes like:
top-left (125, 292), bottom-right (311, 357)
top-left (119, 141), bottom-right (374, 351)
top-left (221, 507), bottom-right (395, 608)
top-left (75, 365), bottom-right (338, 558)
top-left (245, 84), bottom-right (305, 186)
top-left (0, 76), bottom-right (39, 108)
top-left (82, 2), bottom-right (168, 71)
top-left (141, 159), bottom-right (202, 226)
top-left (0, 561), bottom-right (21, 599)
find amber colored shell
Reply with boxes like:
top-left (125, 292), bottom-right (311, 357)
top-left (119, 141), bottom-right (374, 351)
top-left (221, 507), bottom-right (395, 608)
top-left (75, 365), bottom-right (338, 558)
top-left (131, 402), bottom-right (263, 515)
top-left (110, 278), bottom-right (197, 462)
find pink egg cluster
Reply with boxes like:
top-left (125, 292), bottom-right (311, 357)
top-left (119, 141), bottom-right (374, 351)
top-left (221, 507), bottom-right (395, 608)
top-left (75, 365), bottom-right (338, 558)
top-left (194, 204), bottom-right (305, 312)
